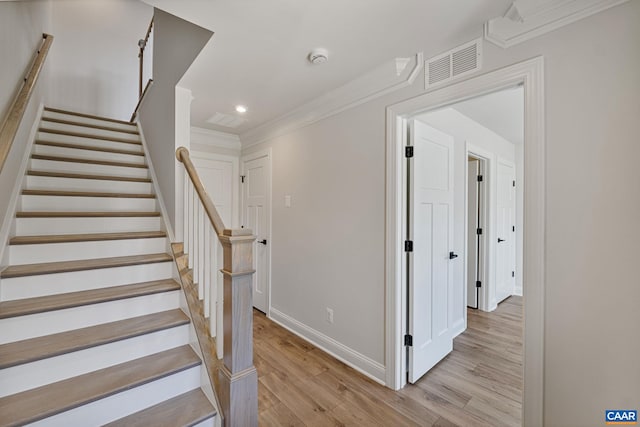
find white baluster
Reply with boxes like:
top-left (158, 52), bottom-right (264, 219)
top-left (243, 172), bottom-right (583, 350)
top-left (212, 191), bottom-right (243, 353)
top-left (203, 213), bottom-right (210, 317)
top-left (188, 184), bottom-right (194, 269)
top-left (209, 227), bottom-right (217, 338)
top-left (183, 170), bottom-right (189, 250)
top-left (216, 236), bottom-right (224, 358)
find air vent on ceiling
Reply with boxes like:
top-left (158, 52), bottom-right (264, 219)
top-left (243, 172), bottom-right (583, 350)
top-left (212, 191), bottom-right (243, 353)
top-left (425, 38), bottom-right (482, 89)
top-left (206, 112), bottom-right (248, 129)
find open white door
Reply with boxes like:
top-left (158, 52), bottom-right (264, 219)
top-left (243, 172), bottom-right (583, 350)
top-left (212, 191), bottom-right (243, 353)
top-left (408, 120), bottom-right (456, 383)
top-left (496, 160), bottom-right (516, 303)
top-left (241, 152), bottom-right (271, 313)
top-left (467, 158), bottom-right (480, 309)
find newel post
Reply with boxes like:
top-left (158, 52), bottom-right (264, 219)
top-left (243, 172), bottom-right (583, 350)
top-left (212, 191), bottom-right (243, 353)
top-left (218, 228), bottom-right (258, 427)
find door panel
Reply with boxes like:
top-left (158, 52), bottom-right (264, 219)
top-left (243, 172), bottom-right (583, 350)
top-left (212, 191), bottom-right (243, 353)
top-left (408, 120), bottom-right (455, 383)
top-left (496, 161), bottom-right (516, 304)
top-left (242, 154), bottom-right (270, 313)
top-left (467, 159), bottom-right (479, 308)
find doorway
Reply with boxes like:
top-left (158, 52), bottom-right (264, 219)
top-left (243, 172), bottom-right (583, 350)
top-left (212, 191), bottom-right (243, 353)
top-left (466, 154), bottom-right (486, 309)
top-left (385, 58), bottom-right (545, 425)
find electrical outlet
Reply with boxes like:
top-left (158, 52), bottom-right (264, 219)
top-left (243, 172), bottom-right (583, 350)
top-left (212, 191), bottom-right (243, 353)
top-left (326, 307), bottom-right (334, 324)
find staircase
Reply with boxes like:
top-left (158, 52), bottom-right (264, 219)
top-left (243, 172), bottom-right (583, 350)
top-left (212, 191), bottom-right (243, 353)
top-left (0, 108), bottom-right (217, 426)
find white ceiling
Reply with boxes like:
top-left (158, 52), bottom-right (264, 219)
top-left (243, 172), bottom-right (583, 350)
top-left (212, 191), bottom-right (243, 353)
top-left (452, 85), bottom-right (524, 144)
top-left (140, 0), bottom-right (512, 135)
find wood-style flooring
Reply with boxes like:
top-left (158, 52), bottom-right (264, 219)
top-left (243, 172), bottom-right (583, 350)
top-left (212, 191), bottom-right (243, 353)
top-left (255, 296), bottom-right (523, 426)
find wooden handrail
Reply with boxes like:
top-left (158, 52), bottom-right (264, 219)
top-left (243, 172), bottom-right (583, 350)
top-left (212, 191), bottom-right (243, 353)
top-left (176, 147), bottom-right (226, 234)
top-left (130, 78), bottom-right (153, 122)
top-left (176, 146), bottom-right (258, 426)
top-left (138, 18), bottom-right (154, 98)
top-left (0, 33), bottom-right (53, 173)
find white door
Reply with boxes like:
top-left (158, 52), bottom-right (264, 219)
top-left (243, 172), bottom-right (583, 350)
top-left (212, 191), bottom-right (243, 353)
top-left (408, 120), bottom-right (455, 383)
top-left (241, 152), bottom-right (271, 313)
top-left (496, 161), bottom-right (516, 303)
top-left (192, 157), bottom-right (234, 226)
top-left (467, 159), bottom-right (479, 309)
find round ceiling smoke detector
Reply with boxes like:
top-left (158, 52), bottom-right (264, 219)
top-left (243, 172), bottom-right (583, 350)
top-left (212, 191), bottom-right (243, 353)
top-left (308, 48), bottom-right (329, 65)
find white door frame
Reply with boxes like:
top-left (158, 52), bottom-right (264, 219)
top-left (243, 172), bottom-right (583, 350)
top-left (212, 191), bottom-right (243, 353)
top-left (465, 146), bottom-right (492, 312)
top-left (385, 57), bottom-right (545, 426)
top-left (240, 148), bottom-right (273, 316)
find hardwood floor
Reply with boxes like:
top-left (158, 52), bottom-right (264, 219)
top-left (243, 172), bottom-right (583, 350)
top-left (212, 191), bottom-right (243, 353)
top-left (254, 296), bottom-right (523, 426)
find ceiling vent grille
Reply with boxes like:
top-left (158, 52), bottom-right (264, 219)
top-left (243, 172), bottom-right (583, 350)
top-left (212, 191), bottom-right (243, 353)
top-left (206, 112), bottom-right (248, 129)
top-left (425, 38), bottom-right (482, 89)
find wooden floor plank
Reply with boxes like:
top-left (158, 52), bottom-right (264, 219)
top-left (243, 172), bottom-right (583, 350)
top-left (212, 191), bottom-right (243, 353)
top-left (254, 296), bottom-right (523, 426)
top-left (103, 389), bottom-right (215, 427)
top-left (0, 279), bottom-right (180, 319)
top-left (0, 346), bottom-right (200, 427)
top-left (16, 211), bottom-right (160, 218)
top-left (31, 154), bottom-right (147, 169)
top-left (38, 128), bottom-right (141, 145)
top-left (35, 139), bottom-right (143, 156)
top-left (22, 189), bottom-right (155, 198)
top-left (10, 231), bottom-right (166, 245)
top-left (27, 170), bottom-right (152, 183)
top-left (0, 309), bottom-right (189, 369)
top-left (0, 253), bottom-right (172, 278)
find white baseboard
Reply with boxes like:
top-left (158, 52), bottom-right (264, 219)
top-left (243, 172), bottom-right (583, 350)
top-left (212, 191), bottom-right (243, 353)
top-left (0, 102), bottom-right (44, 270)
top-left (269, 308), bottom-right (386, 384)
top-left (514, 286), bottom-right (523, 297)
top-left (451, 318), bottom-right (466, 339)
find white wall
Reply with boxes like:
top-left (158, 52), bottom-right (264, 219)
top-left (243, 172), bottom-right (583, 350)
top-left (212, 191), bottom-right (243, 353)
top-left (48, 0), bottom-right (152, 121)
top-left (418, 107), bottom-right (521, 312)
top-left (0, 0), bottom-right (52, 268)
top-left (242, 2), bottom-right (640, 423)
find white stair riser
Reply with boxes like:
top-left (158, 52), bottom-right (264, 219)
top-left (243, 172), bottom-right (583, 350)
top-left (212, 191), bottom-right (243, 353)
top-left (0, 291), bottom-right (180, 343)
top-left (9, 237), bottom-right (167, 265)
top-left (15, 216), bottom-right (162, 236)
top-left (30, 158), bottom-right (149, 179)
top-left (36, 131), bottom-right (142, 152)
top-left (29, 366), bottom-right (202, 427)
top-left (192, 418), bottom-right (216, 427)
top-left (33, 144), bottom-right (146, 165)
top-left (21, 195), bottom-right (157, 212)
top-left (1, 261), bottom-right (173, 300)
top-left (43, 111), bottom-right (138, 132)
top-left (0, 324), bottom-right (189, 397)
top-left (39, 121), bottom-right (140, 142)
top-left (37, 134), bottom-right (144, 154)
top-left (26, 175), bottom-right (153, 194)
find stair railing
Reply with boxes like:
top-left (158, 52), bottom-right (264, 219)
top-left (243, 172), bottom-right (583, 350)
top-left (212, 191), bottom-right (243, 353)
top-left (176, 147), bottom-right (258, 427)
top-left (138, 17), bottom-right (153, 98)
top-left (0, 33), bottom-right (53, 173)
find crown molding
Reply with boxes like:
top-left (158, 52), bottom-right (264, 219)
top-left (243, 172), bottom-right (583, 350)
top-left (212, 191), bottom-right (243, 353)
top-left (485, 0), bottom-right (629, 48)
top-left (191, 126), bottom-right (241, 150)
top-left (240, 52), bottom-right (424, 148)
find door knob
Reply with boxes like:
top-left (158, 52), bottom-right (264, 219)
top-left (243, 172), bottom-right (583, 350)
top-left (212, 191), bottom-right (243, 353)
top-left (449, 251), bottom-right (458, 259)
top-left (498, 238), bottom-right (505, 243)
top-left (258, 239), bottom-right (267, 245)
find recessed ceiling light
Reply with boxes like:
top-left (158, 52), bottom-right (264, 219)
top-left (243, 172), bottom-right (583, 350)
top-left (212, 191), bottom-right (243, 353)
top-left (235, 105), bottom-right (247, 113)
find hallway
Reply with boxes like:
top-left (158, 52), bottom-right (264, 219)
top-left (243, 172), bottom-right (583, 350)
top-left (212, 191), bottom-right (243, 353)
top-left (254, 297), bottom-right (523, 426)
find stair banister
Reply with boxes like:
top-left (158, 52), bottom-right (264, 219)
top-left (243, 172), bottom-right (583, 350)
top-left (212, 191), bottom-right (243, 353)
top-left (176, 147), bottom-right (258, 427)
top-left (0, 33), bottom-right (53, 173)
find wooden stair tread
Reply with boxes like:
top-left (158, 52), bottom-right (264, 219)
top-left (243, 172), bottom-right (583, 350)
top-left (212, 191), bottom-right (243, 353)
top-left (39, 127), bottom-right (141, 145)
top-left (0, 253), bottom-right (173, 278)
top-left (41, 117), bottom-right (139, 135)
top-left (104, 389), bottom-right (216, 427)
top-left (0, 345), bottom-right (201, 427)
top-left (10, 231), bottom-right (166, 245)
top-left (0, 310), bottom-right (189, 369)
top-left (16, 211), bottom-right (161, 218)
top-left (0, 279), bottom-right (180, 319)
top-left (44, 107), bottom-right (135, 126)
top-left (31, 154), bottom-right (148, 169)
top-left (36, 139), bottom-right (144, 156)
top-left (27, 170), bottom-right (152, 183)
top-left (22, 189), bottom-right (155, 198)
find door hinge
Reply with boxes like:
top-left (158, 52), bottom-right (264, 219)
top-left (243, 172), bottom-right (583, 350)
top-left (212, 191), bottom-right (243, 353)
top-left (477, 175), bottom-right (483, 182)
top-left (404, 334), bottom-right (413, 346)
top-left (241, 175), bottom-right (246, 183)
top-left (404, 240), bottom-right (413, 252)
top-left (405, 146), bottom-right (414, 158)
top-left (512, 271), bottom-right (515, 278)
top-left (476, 280), bottom-right (482, 288)
top-left (512, 180), bottom-right (516, 187)
top-left (476, 228), bottom-right (483, 235)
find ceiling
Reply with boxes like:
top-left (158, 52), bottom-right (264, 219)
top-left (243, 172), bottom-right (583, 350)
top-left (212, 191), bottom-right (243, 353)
top-left (452, 85), bottom-right (524, 144)
top-left (140, 0), bottom-right (513, 135)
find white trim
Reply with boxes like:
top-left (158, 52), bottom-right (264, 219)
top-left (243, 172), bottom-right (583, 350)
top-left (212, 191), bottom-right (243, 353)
top-left (269, 308), bottom-right (386, 384)
top-left (0, 103), bottom-right (44, 270)
top-left (497, 156), bottom-right (518, 306)
top-left (137, 124), bottom-right (175, 242)
top-left (240, 148), bottom-right (272, 315)
top-left (191, 126), bottom-right (241, 151)
top-left (385, 56), bottom-right (545, 427)
top-left (485, 0), bottom-right (629, 48)
top-left (240, 52), bottom-right (424, 148)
